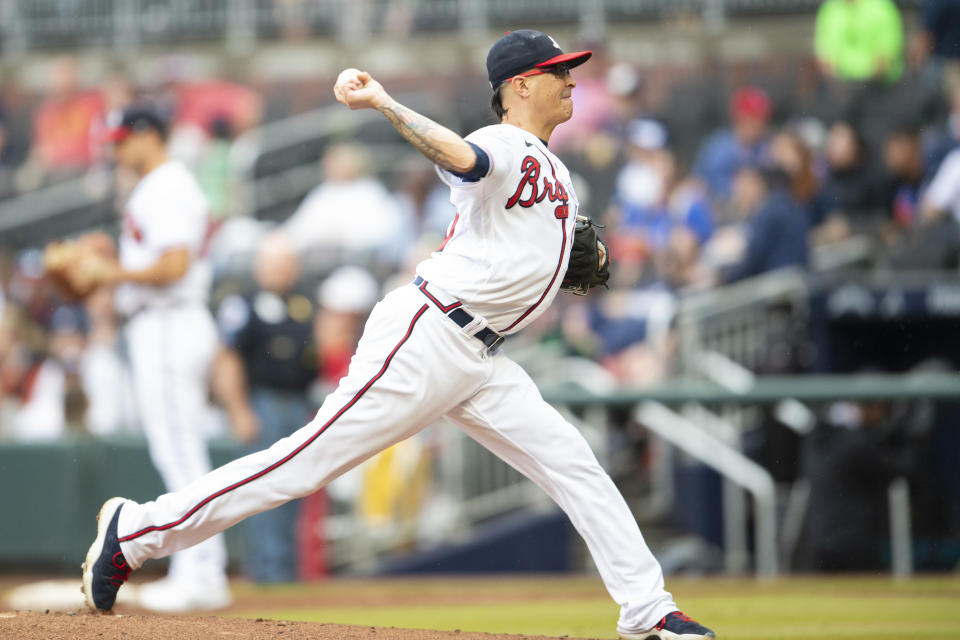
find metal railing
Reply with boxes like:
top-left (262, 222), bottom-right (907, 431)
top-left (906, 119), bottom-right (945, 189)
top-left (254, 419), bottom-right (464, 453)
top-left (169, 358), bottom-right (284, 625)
top-left (675, 267), bottom-right (808, 374)
top-left (637, 401), bottom-right (778, 576)
top-left (0, 173), bottom-right (115, 246)
top-left (544, 369), bottom-right (960, 577)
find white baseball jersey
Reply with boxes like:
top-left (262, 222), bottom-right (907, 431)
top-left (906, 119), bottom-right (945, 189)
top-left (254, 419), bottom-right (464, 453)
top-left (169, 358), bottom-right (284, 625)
top-left (417, 123), bottom-right (578, 334)
top-left (116, 161), bottom-right (212, 314)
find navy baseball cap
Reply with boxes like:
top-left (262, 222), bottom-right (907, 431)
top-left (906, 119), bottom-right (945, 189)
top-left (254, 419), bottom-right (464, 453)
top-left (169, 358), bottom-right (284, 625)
top-left (103, 104), bottom-right (168, 143)
top-left (487, 30), bottom-right (592, 90)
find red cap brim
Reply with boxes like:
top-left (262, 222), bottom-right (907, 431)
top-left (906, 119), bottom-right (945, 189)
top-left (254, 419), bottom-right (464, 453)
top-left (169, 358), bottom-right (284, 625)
top-left (536, 50), bottom-right (592, 69)
top-left (102, 126), bottom-right (132, 144)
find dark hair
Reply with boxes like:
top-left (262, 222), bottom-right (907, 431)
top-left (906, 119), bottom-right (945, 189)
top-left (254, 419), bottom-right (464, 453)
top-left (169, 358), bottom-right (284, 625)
top-left (761, 166), bottom-right (792, 192)
top-left (490, 84), bottom-right (507, 121)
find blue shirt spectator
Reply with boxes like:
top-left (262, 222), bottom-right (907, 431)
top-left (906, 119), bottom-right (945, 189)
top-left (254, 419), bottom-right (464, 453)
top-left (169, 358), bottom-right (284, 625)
top-left (724, 189), bottom-right (809, 283)
top-left (694, 87), bottom-right (773, 202)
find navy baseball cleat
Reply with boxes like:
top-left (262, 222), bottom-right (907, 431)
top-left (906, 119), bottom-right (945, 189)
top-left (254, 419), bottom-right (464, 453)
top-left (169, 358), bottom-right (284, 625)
top-left (618, 611), bottom-right (716, 640)
top-left (81, 497), bottom-right (133, 611)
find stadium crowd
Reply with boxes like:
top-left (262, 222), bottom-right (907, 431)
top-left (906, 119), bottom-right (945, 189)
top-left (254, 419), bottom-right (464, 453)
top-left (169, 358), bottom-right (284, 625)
top-left (5, 0), bottom-right (960, 440)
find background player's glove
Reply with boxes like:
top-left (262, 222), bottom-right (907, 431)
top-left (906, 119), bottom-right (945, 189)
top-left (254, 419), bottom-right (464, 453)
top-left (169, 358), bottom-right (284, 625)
top-left (43, 233), bottom-right (117, 300)
top-left (561, 215), bottom-right (610, 295)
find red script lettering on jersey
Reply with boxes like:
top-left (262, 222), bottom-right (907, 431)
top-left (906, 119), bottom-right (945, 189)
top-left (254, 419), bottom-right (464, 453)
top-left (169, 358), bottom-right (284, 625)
top-left (505, 156), bottom-right (569, 219)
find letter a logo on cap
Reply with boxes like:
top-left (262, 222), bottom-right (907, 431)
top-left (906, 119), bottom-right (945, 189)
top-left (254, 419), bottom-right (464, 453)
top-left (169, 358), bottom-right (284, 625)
top-left (548, 36), bottom-right (561, 50)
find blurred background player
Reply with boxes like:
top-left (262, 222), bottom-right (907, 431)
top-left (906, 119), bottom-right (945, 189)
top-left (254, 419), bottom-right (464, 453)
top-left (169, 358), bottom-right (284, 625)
top-left (215, 231), bottom-right (317, 583)
top-left (96, 104), bottom-right (233, 611)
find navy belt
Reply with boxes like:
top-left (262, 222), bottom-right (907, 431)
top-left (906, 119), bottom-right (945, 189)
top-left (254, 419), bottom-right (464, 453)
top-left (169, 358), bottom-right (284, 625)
top-left (413, 276), bottom-right (504, 353)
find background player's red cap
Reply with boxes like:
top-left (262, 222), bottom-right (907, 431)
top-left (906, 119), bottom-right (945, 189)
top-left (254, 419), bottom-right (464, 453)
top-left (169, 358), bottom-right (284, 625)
top-left (486, 30), bottom-right (591, 90)
top-left (102, 104), bottom-right (168, 143)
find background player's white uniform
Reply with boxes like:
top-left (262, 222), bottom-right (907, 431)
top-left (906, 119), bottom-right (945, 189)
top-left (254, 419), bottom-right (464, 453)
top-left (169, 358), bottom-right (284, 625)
top-left (114, 126), bottom-right (676, 631)
top-left (117, 160), bottom-right (229, 604)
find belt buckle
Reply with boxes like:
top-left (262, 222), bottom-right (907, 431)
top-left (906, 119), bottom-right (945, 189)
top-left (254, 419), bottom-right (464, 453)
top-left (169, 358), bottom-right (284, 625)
top-left (485, 334), bottom-right (504, 355)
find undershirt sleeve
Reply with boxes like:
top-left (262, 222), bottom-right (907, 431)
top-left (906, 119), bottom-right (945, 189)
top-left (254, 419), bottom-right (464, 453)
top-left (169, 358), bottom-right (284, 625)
top-left (448, 142), bottom-right (491, 183)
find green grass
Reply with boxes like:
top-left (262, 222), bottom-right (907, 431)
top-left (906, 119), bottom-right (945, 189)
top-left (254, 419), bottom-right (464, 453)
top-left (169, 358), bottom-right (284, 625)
top-left (229, 575), bottom-right (960, 640)
top-left (257, 599), bottom-right (615, 637)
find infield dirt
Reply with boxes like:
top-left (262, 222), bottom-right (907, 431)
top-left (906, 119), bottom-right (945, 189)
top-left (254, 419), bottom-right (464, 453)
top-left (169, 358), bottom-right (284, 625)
top-left (0, 610), bottom-right (597, 640)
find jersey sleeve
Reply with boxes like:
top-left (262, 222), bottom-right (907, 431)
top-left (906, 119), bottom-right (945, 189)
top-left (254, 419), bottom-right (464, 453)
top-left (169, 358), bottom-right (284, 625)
top-left (435, 126), bottom-right (515, 193)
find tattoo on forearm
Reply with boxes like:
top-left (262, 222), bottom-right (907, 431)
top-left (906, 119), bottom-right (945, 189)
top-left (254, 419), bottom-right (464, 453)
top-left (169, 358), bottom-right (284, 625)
top-left (378, 101), bottom-right (465, 171)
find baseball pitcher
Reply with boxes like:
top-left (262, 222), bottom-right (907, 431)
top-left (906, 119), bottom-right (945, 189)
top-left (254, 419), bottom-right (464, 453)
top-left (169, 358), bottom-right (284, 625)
top-left (83, 31), bottom-right (715, 640)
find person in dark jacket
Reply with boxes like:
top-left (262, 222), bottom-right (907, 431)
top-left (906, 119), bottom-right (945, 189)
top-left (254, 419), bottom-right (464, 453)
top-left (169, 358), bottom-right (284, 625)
top-left (215, 231), bottom-right (318, 582)
top-left (816, 121), bottom-right (885, 228)
top-left (799, 399), bottom-right (919, 571)
top-left (721, 166), bottom-right (808, 283)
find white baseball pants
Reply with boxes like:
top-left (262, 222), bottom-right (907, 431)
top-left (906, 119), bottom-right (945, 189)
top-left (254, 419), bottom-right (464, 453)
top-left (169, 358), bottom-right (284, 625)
top-left (125, 304), bottom-right (228, 590)
top-left (117, 284), bottom-right (675, 630)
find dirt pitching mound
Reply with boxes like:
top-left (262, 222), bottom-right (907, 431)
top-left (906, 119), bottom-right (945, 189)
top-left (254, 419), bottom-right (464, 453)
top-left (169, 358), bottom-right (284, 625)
top-left (0, 610), bottom-right (595, 640)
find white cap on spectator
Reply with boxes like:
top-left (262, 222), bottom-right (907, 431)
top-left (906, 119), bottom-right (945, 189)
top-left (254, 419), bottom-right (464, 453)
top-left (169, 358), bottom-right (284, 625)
top-left (607, 62), bottom-right (639, 97)
top-left (318, 266), bottom-right (379, 313)
top-left (627, 118), bottom-right (668, 151)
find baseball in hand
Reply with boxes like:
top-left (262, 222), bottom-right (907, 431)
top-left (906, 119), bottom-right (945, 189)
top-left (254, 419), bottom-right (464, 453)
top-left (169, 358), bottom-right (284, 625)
top-left (336, 68), bottom-right (363, 90)
top-left (333, 68), bottom-right (386, 110)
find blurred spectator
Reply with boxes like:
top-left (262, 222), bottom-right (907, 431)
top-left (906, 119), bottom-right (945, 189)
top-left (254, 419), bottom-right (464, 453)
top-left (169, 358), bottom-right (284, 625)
top-left (613, 119), bottom-right (671, 262)
top-left (769, 129), bottom-right (821, 222)
top-left (549, 43), bottom-right (616, 153)
top-left (816, 121), bottom-right (884, 231)
top-left (25, 56), bottom-right (104, 183)
top-left (11, 306), bottom-right (87, 442)
top-left (719, 167), bottom-right (808, 283)
top-left (0, 100), bottom-right (15, 198)
top-left (572, 286), bottom-right (678, 387)
top-left (197, 118), bottom-right (241, 222)
top-left (657, 226), bottom-right (711, 292)
top-left (877, 124), bottom-right (960, 269)
top-left (923, 146), bottom-right (960, 223)
top-left (0, 312), bottom-right (27, 438)
top-left (799, 398), bottom-right (919, 571)
top-left (924, 84), bottom-right (960, 175)
top-left (391, 155), bottom-right (457, 267)
top-left (314, 266), bottom-right (379, 391)
top-left (815, 0), bottom-right (904, 84)
top-left (694, 87), bottom-right (773, 203)
top-left (175, 79), bottom-right (262, 138)
top-left (890, 140), bottom-right (960, 270)
top-left (879, 125), bottom-right (933, 228)
top-left (0, 252), bottom-right (7, 318)
top-left (614, 121), bottom-right (714, 268)
top-left (606, 62), bottom-right (648, 131)
top-left (913, 0), bottom-right (960, 95)
top-left (556, 62), bottom-right (644, 218)
top-left (152, 56), bottom-right (263, 169)
top-left (217, 231), bottom-right (317, 583)
top-left (284, 144), bottom-right (404, 260)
